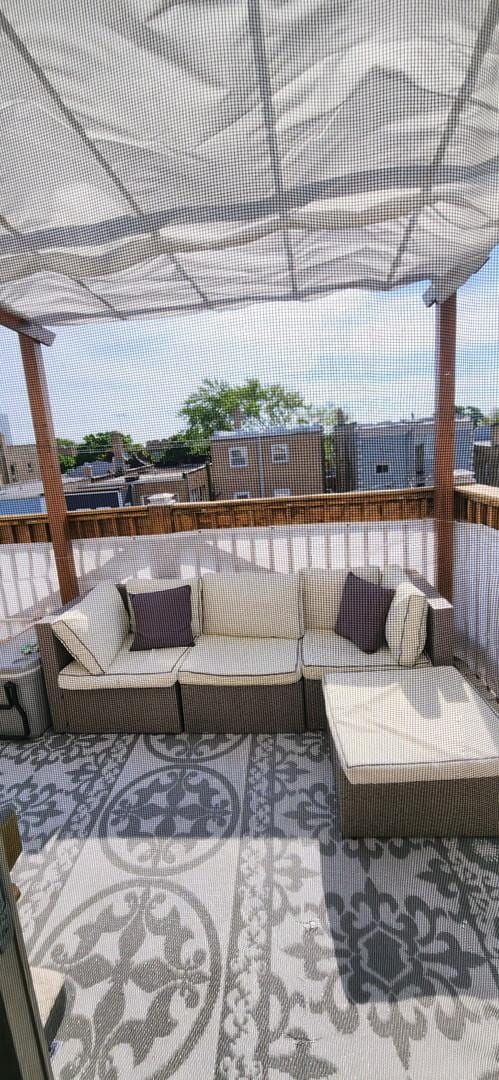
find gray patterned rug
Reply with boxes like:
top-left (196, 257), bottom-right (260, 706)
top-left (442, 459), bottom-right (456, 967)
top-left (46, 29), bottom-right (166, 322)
top-left (1, 731), bottom-right (499, 1079)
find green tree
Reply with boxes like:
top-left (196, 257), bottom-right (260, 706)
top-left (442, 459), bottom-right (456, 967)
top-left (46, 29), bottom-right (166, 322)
top-left (261, 384), bottom-right (312, 426)
top-left (455, 405), bottom-right (486, 427)
top-left (312, 405), bottom-right (350, 431)
top-left (311, 405), bottom-right (350, 468)
top-left (74, 432), bottom-right (147, 467)
top-left (158, 433), bottom-right (207, 467)
top-left (179, 378), bottom-right (310, 454)
top-left (56, 438), bottom-right (76, 473)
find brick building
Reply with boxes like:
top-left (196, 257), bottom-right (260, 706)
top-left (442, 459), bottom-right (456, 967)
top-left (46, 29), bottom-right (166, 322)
top-left (474, 425), bottom-right (499, 487)
top-left (0, 434), bottom-right (41, 485)
top-left (131, 465), bottom-right (210, 504)
top-left (209, 424), bottom-right (325, 500)
top-left (334, 417), bottom-right (476, 491)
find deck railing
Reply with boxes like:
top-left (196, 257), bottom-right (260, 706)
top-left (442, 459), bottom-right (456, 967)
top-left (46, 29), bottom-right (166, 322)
top-left (453, 485), bottom-right (499, 697)
top-left (454, 484), bottom-right (499, 529)
top-left (0, 482), bottom-right (497, 697)
top-left (0, 483), bottom-right (496, 546)
top-left (0, 486), bottom-right (435, 544)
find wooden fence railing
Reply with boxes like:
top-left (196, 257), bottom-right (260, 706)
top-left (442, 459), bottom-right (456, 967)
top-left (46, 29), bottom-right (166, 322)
top-left (454, 484), bottom-right (499, 530)
top-left (2, 484), bottom-right (499, 546)
top-left (0, 487), bottom-right (436, 544)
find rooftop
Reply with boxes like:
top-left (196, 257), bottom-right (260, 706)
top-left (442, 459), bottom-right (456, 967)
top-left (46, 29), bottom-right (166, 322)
top-left (0, 7), bottom-right (498, 1078)
top-left (0, 479), bottom-right (44, 501)
top-left (134, 466), bottom-right (206, 483)
top-left (212, 423), bottom-right (323, 440)
top-left (3, 712), bottom-right (499, 1080)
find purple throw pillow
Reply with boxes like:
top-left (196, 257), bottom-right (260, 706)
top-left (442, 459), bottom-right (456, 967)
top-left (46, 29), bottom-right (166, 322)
top-left (335, 572), bottom-right (395, 654)
top-left (130, 585), bottom-right (194, 651)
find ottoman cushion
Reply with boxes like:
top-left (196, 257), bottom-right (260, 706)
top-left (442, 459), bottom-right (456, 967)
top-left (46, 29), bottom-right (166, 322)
top-left (322, 666), bottom-right (499, 786)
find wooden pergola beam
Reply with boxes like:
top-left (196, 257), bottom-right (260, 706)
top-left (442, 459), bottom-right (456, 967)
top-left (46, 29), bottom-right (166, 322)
top-left (434, 293), bottom-right (457, 602)
top-left (17, 335), bottom-right (79, 604)
top-left (0, 307), bottom-right (55, 346)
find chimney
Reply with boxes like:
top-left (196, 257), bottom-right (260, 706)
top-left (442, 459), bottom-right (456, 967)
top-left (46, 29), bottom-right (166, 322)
top-left (233, 408), bottom-right (243, 430)
top-left (83, 463), bottom-right (93, 479)
top-left (111, 431), bottom-right (126, 471)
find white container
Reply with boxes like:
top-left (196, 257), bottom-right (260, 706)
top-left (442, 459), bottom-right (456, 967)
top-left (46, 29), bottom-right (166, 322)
top-left (0, 631), bottom-right (50, 739)
top-left (145, 492), bottom-right (176, 506)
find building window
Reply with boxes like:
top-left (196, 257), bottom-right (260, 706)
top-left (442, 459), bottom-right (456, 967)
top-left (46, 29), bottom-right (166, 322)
top-left (271, 443), bottom-right (289, 464)
top-left (273, 487), bottom-right (291, 497)
top-left (376, 463), bottom-right (389, 474)
top-left (233, 491), bottom-right (251, 499)
top-left (228, 446), bottom-right (248, 468)
top-left (27, 461), bottom-right (33, 472)
top-left (10, 463), bottom-right (16, 478)
top-left (415, 442), bottom-right (425, 476)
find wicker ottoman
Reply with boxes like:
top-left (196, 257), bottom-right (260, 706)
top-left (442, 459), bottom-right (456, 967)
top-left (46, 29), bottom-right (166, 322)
top-left (322, 666), bottom-right (499, 838)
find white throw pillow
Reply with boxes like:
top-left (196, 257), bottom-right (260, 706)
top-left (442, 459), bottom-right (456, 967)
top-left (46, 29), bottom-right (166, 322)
top-left (126, 577), bottom-right (201, 638)
top-left (52, 583), bottom-right (129, 675)
top-left (385, 581), bottom-right (428, 666)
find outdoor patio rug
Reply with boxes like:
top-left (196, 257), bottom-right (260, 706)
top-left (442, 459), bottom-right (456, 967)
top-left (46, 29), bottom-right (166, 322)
top-left (1, 730), bottom-right (499, 1079)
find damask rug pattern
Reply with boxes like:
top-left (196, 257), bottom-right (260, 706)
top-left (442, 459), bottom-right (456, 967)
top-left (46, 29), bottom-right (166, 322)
top-left (1, 731), bottom-right (499, 1079)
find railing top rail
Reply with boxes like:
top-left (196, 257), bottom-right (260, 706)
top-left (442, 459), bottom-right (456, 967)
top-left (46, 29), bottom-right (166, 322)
top-left (0, 485), bottom-right (436, 544)
top-left (0, 511), bottom-right (50, 523)
top-left (455, 484), bottom-right (499, 508)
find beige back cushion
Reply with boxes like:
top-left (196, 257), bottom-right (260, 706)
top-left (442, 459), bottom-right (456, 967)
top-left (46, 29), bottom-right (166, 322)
top-left (126, 577), bottom-right (201, 638)
top-left (52, 583), bottom-right (129, 675)
top-left (301, 567), bottom-right (381, 632)
top-left (381, 564), bottom-right (409, 589)
top-left (385, 581), bottom-right (428, 665)
top-left (201, 572), bottom-right (301, 639)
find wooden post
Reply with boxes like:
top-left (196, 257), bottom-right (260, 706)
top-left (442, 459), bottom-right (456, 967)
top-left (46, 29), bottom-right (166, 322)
top-left (434, 294), bottom-right (457, 602)
top-left (18, 336), bottom-right (79, 604)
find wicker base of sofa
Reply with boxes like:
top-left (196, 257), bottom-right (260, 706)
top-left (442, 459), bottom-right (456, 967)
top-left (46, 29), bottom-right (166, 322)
top-left (304, 678), bottom-right (328, 730)
top-left (180, 681), bottom-right (305, 734)
top-left (331, 739), bottom-right (499, 837)
top-left (58, 685), bottom-right (183, 734)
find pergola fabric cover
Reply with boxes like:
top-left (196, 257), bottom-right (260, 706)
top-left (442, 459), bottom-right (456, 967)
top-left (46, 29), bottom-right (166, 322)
top-left (0, 0), bottom-right (499, 324)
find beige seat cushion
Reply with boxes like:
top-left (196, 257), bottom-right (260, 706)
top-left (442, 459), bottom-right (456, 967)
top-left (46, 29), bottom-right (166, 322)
top-left (178, 635), bottom-right (301, 685)
top-left (302, 629), bottom-right (430, 679)
top-left (201, 572), bottom-right (301, 639)
top-left (301, 567), bottom-right (380, 632)
top-left (52, 583), bottom-right (129, 675)
top-left (58, 635), bottom-right (191, 689)
top-left (126, 577), bottom-right (201, 637)
top-left (323, 667), bottom-right (499, 785)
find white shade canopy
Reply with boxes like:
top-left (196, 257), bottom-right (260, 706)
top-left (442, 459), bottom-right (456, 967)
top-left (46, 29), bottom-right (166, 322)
top-left (0, 0), bottom-right (498, 324)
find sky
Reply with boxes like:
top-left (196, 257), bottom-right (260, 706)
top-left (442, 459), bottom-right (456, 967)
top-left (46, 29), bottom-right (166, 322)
top-left (1, 250), bottom-right (498, 445)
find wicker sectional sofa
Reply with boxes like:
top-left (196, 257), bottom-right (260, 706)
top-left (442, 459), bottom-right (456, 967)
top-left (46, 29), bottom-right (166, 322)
top-left (35, 566), bottom-right (453, 735)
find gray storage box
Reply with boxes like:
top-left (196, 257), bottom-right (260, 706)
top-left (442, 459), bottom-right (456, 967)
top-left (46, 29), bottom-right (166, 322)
top-left (0, 631), bottom-right (50, 740)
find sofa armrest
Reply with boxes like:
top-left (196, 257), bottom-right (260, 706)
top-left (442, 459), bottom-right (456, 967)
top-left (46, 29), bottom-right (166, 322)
top-left (406, 570), bottom-right (454, 666)
top-left (34, 586), bottom-right (130, 733)
top-left (35, 619), bottom-right (73, 732)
